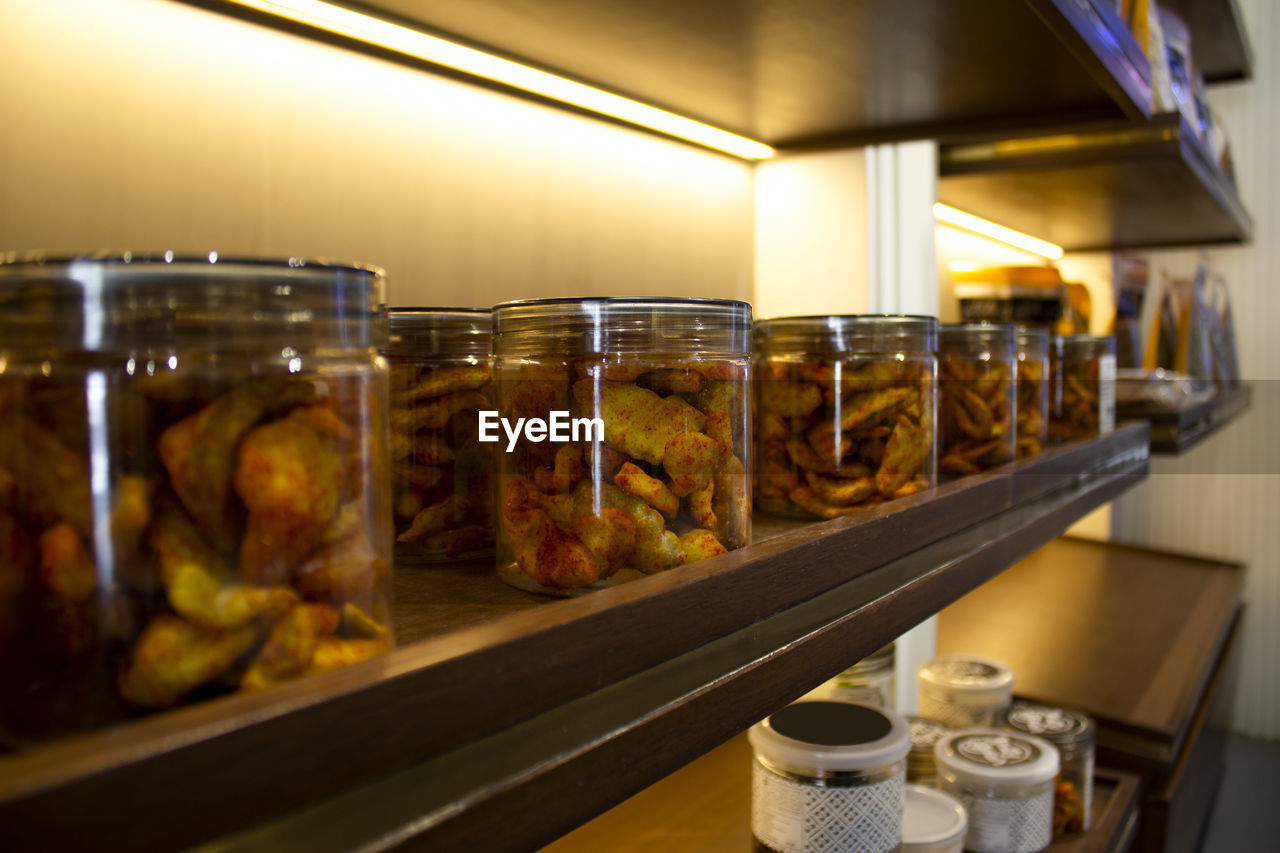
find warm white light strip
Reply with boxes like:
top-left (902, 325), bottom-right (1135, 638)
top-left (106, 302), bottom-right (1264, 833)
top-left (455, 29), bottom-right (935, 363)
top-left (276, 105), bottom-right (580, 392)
top-left (933, 203), bottom-right (1064, 260)
top-left (223, 0), bottom-right (775, 160)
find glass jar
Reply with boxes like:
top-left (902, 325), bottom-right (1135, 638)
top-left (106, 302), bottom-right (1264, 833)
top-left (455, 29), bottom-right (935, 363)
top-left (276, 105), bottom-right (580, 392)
top-left (1014, 328), bottom-right (1049, 458)
top-left (754, 315), bottom-right (938, 519)
top-left (938, 323), bottom-right (1017, 475)
top-left (804, 643), bottom-right (897, 709)
top-left (935, 729), bottom-right (1059, 853)
top-left (906, 716), bottom-right (952, 787)
top-left (1048, 335), bottom-right (1116, 443)
top-left (918, 655), bottom-right (1014, 728)
top-left (491, 297), bottom-right (751, 593)
top-left (902, 784), bottom-right (967, 853)
top-left (749, 701), bottom-right (911, 853)
top-left (0, 253), bottom-right (393, 746)
top-left (386, 308), bottom-right (494, 563)
top-left (1001, 702), bottom-right (1095, 836)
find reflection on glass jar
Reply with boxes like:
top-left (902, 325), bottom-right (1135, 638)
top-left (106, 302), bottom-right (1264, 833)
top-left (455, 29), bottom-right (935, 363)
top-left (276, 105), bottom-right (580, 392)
top-left (938, 323), bottom-right (1017, 475)
top-left (491, 298), bottom-right (751, 594)
top-left (1015, 327), bottom-right (1050, 458)
top-left (754, 316), bottom-right (938, 520)
top-left (0, 254), bottom-right (393, 747)
top-left (1049, 335), bottom-right (1116, 443)
top-left (386, 308), bottom-right (494, 564)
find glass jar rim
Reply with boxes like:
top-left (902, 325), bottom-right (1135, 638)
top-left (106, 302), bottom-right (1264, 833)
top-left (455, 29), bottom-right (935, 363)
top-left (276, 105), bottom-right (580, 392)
top-left (1052, 333), bottom-right (1117, 357)
top-left (388, 307), bottom-right (492, 357)
top-left (755, 314), bottom-right (938, 354)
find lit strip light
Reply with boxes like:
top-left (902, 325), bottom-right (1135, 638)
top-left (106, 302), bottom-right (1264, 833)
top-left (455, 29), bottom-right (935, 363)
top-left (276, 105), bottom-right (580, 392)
top-left (933, 203), bottom-right (1064, 260)
top-left (222, 0), bottom-right (775, 160)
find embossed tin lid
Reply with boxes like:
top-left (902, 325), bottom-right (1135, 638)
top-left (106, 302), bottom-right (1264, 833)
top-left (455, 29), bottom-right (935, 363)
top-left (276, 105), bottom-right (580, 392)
top-left (749, 701), bottom-right (911, 773)
top-left (902, 784), bottom-right (967, 848)
top-left (1001, 701), bottom-right (1094, 748)
top-left (918, 654), bottom-right (1014, 705)
top-left (934, 729), bottom-right (1059, 787)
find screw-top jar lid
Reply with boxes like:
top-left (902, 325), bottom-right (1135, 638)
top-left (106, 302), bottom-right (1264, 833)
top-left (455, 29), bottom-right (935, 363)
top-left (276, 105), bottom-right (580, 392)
top-left (492, 296), bottom-right (751, 356)
top-left (749, 701), bottom-right (911, 774)
top-left (918, 655), bottom-right (1014, 705)
top-left (388, 307), bottom-right (491, 356)
top-left (902, 784), bottom-right (967, 848)
top-left (935, 729), bottom-right (1059, 787)
top-left (1001, 702), bottom-right (1094, 748)
top-left (907, 716), bottom-right (952, 752)
top-left (754, 315), bottom-right (938, 355)
top-left (939, 322), bottom-right (1017, 357)
top-left (1051, 334), bottom-right (1117, 359)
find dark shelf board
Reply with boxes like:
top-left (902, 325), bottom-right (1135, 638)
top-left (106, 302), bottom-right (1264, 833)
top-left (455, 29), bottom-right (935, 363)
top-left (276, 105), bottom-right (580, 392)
top-left (1117, 383), bottom-right (1251, 455)
top-left (938, 113), bottom-right (1252, 251)
top-left (1160, 0), bottom-right (1253, 84)
top-left (197, 0), bottom-right (1151, 148)
top-left (0, 426), bottom-right (1147, 852)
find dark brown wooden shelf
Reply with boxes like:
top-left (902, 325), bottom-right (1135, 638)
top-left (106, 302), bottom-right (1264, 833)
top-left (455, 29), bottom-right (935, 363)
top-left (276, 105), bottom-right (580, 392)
top-left (197, 0), bottom-right (1150, 148)
top-left (938, 112), bottom-right (1252, 251)
top-left (1117, 383), bottom-right (1251, 455)
top-left (1160, 0), bottom-right (1254, 84)
top-left (0, 425), bottom-right (1148, 852)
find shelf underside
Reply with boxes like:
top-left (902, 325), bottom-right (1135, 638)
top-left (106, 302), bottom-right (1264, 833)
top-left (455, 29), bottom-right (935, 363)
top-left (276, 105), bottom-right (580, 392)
top-left (939, 114), bottom-right (1251, 251)
top-left (0, 425), bottom-right (1148, 852)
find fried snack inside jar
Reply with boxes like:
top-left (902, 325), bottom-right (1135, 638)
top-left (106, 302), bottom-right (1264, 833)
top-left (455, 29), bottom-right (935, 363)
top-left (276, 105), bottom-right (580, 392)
top-left (938, 323), bottom-right (1017, 475)
top-left (1049, 335), bottom-right (1115, 444)
top-left (1015, 327), bottom-right (1050, 458)
top-left (492, 298), bottom-right (751, 594)
top-left (754, 315), bottom-right (938, 520)
top-left (386, 309), bottom-right (494, 564)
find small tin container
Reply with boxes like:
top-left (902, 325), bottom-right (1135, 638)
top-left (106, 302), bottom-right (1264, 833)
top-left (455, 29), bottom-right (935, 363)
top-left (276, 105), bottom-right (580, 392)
top-left (906, 716), bottom-right (952, 787)
top-left (935, 729), bottom-right (1059, 853)
top-left (1001, 702), bottom-right (1095, 836)
top-left (918, 655), bottom-right (1014, 728)
top-left (902, 784), bottom-right (968, 853)
top-left (749, 701), bottom-right (911, 853)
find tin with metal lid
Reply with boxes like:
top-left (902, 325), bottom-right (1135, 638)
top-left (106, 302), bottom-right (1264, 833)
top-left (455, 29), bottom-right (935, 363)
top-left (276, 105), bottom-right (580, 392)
top-left (1001, 702), bottom-right (1095, 836)
top-left (749, 701), bottom-right (911, 853)
top-left (917, 654), bottom-right (1014, 728)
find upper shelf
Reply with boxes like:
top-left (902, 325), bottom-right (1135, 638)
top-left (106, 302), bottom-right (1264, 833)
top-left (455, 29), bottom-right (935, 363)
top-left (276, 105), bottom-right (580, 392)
top-left (0, 425), bottom-right (1150, 852)
top-left (284, 0), bottom-right (1154, 147)
top-left (937, 112), bottom-right (1252, 251)
top-left (1160, 0), bottom-right (1254, 83)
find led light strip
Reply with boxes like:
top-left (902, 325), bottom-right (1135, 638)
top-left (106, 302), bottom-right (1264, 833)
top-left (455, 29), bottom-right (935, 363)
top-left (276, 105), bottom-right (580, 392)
top-left (221, 0), bottom-right (775, 160)
top-left (933, 203), bottom-right (1064, 260)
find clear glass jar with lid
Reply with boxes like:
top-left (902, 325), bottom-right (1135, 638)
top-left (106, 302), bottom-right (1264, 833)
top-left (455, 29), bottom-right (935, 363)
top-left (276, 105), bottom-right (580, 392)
top-left (386, 308), bottom-right (494, 563)
top-left (1014, 327), bottom-right (1049, 458)
top-left (805, 643), bottom-right (897, 709)
top-left (938, 323), bottom-right (1017, 475)
top-left (935, 729), bottom-right (1059, 853)
top-left (491, 297), bottom-right (751, 593)
top-left (1048, 335), bottom-right (1116, 443)
top-left (1000, 701), bottom-right (1096, 836)
top-left (0, 253), bottom-right (394, 745)
top-left (754, 315), bottom-right (938, 519)
top-left (902, 783), bottom-right (967, 853)
top-left (906, 715), bottom-right (952, 787)
top-left (918, 654), bottom-right (1014, 728)
top-left (749, 700), bottom-right (911, 853)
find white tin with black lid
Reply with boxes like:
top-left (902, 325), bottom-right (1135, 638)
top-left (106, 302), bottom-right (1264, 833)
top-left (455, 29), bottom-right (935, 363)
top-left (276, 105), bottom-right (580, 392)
top-left (748, 701), bottom-right (911, 853)
top-left (935, 729), bottom-right (1059, 853)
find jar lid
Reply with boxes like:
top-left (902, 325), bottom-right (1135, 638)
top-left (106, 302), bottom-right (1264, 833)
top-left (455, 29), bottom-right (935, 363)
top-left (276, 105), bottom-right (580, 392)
top-left (907, 716), bottom-right (952, 753)
top-left (935, 729), bottom-right (1059, 786)
top-left (388, 307), bottom-right (491, 356)
top-left (902, 784), bottom-right (967, 847)
top-left (1051, 334), bottom-right (1116, 358)
top-left (492, 296), bottom-right (751, 355)
top-left (939, 322), bottom-right (1016, 347)
top-left (749, 701), bottom-right (911, 773)
top-left (1001, 702), bottom-right (1094, 747)
top-left (754, 315), bottom-right (938, 355)
top-left (918, 655), bottom-right (1014, 702)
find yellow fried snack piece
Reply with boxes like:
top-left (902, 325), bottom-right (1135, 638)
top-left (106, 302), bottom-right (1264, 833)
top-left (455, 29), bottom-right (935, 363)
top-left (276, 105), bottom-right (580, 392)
top-left (573, 380), bottom-right (706, 465)
top-left (410, 430), bottom-right (455, 466)
top-left (787, 486), bottom-right (864, 520)
top-left (758, 380), bottom-right (822, 418)
top-left (293, 532), bottom-right (386, 605)
top-left (876, 416), bottom-right (930, 497)
top-left (662, 431), bottom-right (723, 497)
top-left (596, 483), bottom-right (685, 574)
top-left (680, 529), bottom-right (727, 563)
top-left (534, 444), bottom-right (586, 494)
top-left (502, 480), bottom-right (602, 589)
top-left (759, 411), bottom-right (789, 442)
top-left (119, 614), bottom-right (260, 708)
top-left (0, 419), bottom-right (93, 537)
top-left (804, 471), bottom-right (877, 506)
top-left (688, 480), bottom-right (717, 531)
top-left (110, 475), bottom-right (151, 559)
top-left (390, 389), bottom-right (489, 433)
top-left (396, 494), bottom-right (463, 543)
top-left (241, 603), bottom-right (341, 691)
top-left (639, 368), bottom-right (704, 395)
top-left (805, 386), bottom-right (915, 458)
top-left (614, 462), bottom-right (679, 518)
top-left (37, 522), bottom-right (95, 602)
top-left (393, 365), bottom-right (491, 406)
top-left (235, 407), bottom-right (341, 586)
top-left (704, 411), bottom-right (734, 453)
top-left (572, 507), bottom-right (638, 576)
top-left (339, 602), bottom-right (387, 639)
top-left (392, 463), bottom-right (444, 493)
top-left (785, 437), bottom-right (870, 477)
top-left (712, 454), bottom-right (750, 550)
top-left (307, 635), bottom-right (392, 675)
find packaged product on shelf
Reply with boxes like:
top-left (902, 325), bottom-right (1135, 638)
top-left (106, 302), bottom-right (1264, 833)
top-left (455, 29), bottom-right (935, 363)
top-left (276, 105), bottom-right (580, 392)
top-left (938, 323), bottom-right (1017, 475)
top-left (902, 783), bottom-right (967, 853)
top-left (1015, 327), bottom-right (1049, 458)
top-left (0, 254), bottom-right (393, 746)
top-left (1049, 335), bottom-right (1117, 442)
top-left (918, 655), bottom-right (1014, 728)
top-left (803, 643), bottom-right (897, 708)
top-left (907, 715), bottom-right (952, 787)
top-left (1000, 702), bottom-right (1096, 837)
top-left (754, 315), bottom-right (938, 519)
top-left (386, 308), bottom-right (494, 563)
top-left (935, 728), bottom-right (1059, 853)
top-left (749, 701), bottom-right (910, 853)
top-left (491, 297), bottom-right (751, 593)
top-left (1159, 7), bottom-right (1201, 136)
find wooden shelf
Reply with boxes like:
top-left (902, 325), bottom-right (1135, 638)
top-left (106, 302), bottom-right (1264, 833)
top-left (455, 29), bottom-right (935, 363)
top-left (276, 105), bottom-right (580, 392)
top-left (201, 0), bottom-right (1151, 148)
top-left (1160, 0), bottom-right (1254, 84)
top-left (0, 425), bottom-right (1149, 852)
top-left (1117, 383), bottom-right (1251, 455)
top-left (938, 112), bottom-right (1251, 251)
